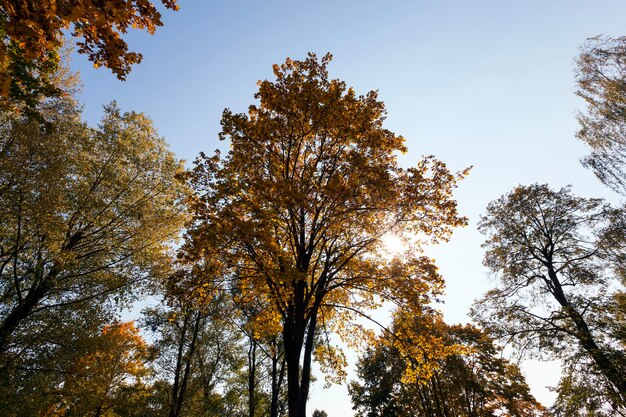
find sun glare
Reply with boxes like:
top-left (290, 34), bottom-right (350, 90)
top-left (380, 233), bottom-right (406, 256)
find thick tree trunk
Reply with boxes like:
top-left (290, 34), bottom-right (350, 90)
top-left (283, 299), bottom-right (320, 417)
top-left (284, 323), bottom-right (304, 417)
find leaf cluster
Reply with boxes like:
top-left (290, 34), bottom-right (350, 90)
top-left (576, 35), bottom-right (626, 195)
top-left (0, 0), bottom-right (179, 110)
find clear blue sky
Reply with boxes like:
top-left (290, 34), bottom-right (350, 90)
top-left (71, 1), bottom-right (626, 415)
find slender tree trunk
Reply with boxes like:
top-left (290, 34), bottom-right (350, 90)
top-left (0, 231), bottom-right (82, 354)
top-left (567, 304), bottom-right (626, 400)
top-left (270, 344), bottom-right (286, 417)
top-left (169, 311), bottom-right (188, 417)
top-left (547, 266), bottom-right (626, 402)
top-left (248, 338), bottom-right (257, 417)
top-left (169, 309), bottom-right (201, 417)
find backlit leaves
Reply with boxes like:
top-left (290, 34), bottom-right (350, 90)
top-left (183, 53), bottom-right (468, 392)
top-left (0, 0), bottom-right (179, 109)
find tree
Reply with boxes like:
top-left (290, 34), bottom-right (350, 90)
top-left (0, 298), bottom-right (111, 416)
top-left (144, 291), bottom-right (245, 417)
top-left (0, 314), bottom-right (155, 417)
top-left (235, 293), bottom-right (288, 417)
top-left (51, 321), bottom-right (153, 417)
top-left (349, 318), bottom-right (545, 417)
top-left (552, 354), bottom-right (626, 417)
top-left (0, 0), bottom-right (179, 109)
top-left (576, 36), bottom-right (626, 195)
top-left (471, 184), bottom-right (626, 410)
top-left (183, 53), bottom-right (468, 417)
top-left (0, 97), bottom-right (188, 364)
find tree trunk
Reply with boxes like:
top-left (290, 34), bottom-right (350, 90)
top-left (248, 338), bottom-right (257, 417)
top-left (283, 298), bottom-right (320, 417)
top-left (284, 322), bottom-right (304, 417)
top-left (169, 309), bottom-right (201, 417)
top-left (270, 343), bottom-right (286, 417)
top-left (0, 270), bottom-right (56, 354)
top-left (567, 304), bottom-right (626, 401)
top-left (547, 266), bottom-right (626, 402)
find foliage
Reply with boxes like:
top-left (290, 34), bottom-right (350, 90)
top-left (144, 292), bottom-right (246, 417)
top-left (182, 53), bottom-right (468, 417)
top-left (471, 184), bottom-right (626, 409)
top-left (0, 0), bottom-right (179, 109)
top-left (576, 36), bottom-right (626, 195)
top-left (0, 299), bottom-right (109, 416)
top-left (1, 318), bottom-right (155, 417)
top-left (552, 354), bottom-right (626, 417)
top-left (0, 96), bottom-right (188, 368)
top-left (349, 319), bottom-right (545, 417)
top-left (51, 321), bottom-right (152, 417)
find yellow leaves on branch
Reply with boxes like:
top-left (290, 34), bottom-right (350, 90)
top-left (3, 0), bottom-right (177, 75)
top-left (315, 344), bottom-right (348, 388)
top-left (183, 53), bottom-right (469, 389)
top-left (55, 322), bottom-right (152, 416)
top-left (249, 308), bottom-right (283, 340)
top-left (391, 310), bottom-right (468, 384)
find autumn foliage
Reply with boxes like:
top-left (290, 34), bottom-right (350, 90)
top-left (0, 0), bottom-right (178, 108)
top-left (2, 16), bottom-right (625, 415)
top-left (182, 53), bottom-right (469, 417)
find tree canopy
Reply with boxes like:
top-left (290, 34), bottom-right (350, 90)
top-left (182, 53), bottom-right (468, 417)
top-left (472, 184), bottom-right (626, 411)
top-left (576, 35), bottom-right (626, 195)
top-left (0, 94), bottom-right (188, 366)
top-left (350, 318), bottom-right (545, 417)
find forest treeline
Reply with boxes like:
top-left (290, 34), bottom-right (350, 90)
top-left (0, 3), bottom-right (625, 416)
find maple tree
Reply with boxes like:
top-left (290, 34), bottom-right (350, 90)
top-left (0, 0), bottom-right (178, 109)
top-left (1, 313), bottom-right (154, 417)
top-left (233, 287), bottom-right (288, 417)
top-left (576, 36), bottom-right (626, 195)
top-left (183, 53), bottom-right (468, 417)
top-left (350, 318), bottom-right (546, 417)
top-left (0, 298), bottom-right (111, 416)
top-left (472, 184), bottom-right (626, 410)
top-left (52, 321), bottom-right (152, 417)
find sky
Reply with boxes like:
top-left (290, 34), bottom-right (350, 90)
top-left (70, 1), bottom-right (626, 415)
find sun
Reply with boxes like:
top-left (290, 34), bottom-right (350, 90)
top-left (380, 233), bottom-right (407, 256)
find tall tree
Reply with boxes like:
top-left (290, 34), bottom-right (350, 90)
top-left (471, 184), bottom-right (626, 410)
top-left (144, 292), bottom-right (245, 417)
top-left (576, 35), bottom-right (626, 195)
top-left (349, 318), bottom-right (545, 417)
top-left (0, 0), bottom-right (179, 110)
top-left (0, 97), bottom-right (188, 364)
top-left (183, 53), bottom-right (468, 417)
